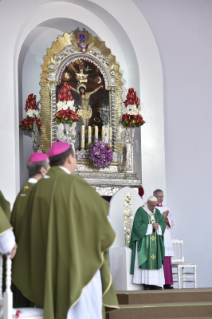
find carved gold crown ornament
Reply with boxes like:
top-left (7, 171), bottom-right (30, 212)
top-left (75, 70), bottom-right (89, 83)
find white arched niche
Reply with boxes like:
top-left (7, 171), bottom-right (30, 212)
top-left (14, 0), bottom-right (165, 201)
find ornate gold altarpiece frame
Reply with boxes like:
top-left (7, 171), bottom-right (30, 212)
top-left (39, 29), bottom-right (141, 196)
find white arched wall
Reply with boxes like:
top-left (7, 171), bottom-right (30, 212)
top-left (0, 0), bottom-right (165, 205)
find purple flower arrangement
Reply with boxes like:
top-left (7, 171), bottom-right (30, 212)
top-left (88, 141), bottom-right (113, 169)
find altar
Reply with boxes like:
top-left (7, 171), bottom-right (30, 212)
top-left (23, 28), bottom-right (144, 196)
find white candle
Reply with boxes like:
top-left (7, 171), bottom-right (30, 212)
top-left (102, 126), bottom-right (105, 141)
top-left (95, 126), bottom-right (98, 142)
top-left (88, 126), bottom-right (92, 144)
top-left (81, 125), bottom-right (85, 149)
top-left (109, 127), bottom-right (112, 148)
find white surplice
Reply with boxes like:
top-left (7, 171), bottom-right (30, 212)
top-left (156, 205), bottom-right (175, 257)
top-left (133, 207), bottom-right (165, 287)
top-left (67, 270), bottom-right (102, 319)
top-left (0, 229), bottom-right (16, 254)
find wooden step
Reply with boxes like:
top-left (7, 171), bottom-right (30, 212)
top-left (107, 302), bottom-right (212, 319)
top-left (117, 288), bottom-right (212, 305)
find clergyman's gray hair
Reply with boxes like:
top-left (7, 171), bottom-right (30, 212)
top-left (27, 160), bottom-right (49, 178)
top-left (153, 189), bottom-right (163, 197)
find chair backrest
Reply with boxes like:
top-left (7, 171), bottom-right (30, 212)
top-left (171, 239), bottom-right (185, 262)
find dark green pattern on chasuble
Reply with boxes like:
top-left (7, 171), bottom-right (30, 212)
top-left (12, 166), bottom-right (119, 319)
top-left (11, 182), bottom-right (35, 308)
top-left (129, 207), bottom-right (166, 274)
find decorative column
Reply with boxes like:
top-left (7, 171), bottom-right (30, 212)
top-left (122, 127), bottom-right (135, 172)
top-left (123, 192), bottom-right (133, 247)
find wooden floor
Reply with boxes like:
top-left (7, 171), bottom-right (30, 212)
top-left (107, 288), bottom-right (212, 319)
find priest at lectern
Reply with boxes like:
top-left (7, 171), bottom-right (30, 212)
top-left (12, 141), bottom-right (119, 319)
top-left (129, 196), bottom-right (166, 290)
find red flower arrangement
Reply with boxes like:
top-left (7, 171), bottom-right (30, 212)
top-left (25, 93), bottom-right (38, 111)
top-left (57, 83), bottom-right (75, 102)
top-left (19, 94), bottom-right (42, 131)
top-left (53, 109), bottom-right (80, 123)
top-left (121, 113), bottom-right (145, 128)
top-left (53, 83), bottom-right (80, 123)
top-left (124, 88), bottom-right (139, 107)
top-left (121, 88), bottom-right (145, 128)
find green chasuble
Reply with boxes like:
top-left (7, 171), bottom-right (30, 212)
top-left (0, 190), bottom-right (11, 221)
top-left (0, 202), bottom-right (12, 235)
top-left (11, 182), bottom-right (35, 308)
top-left (129, 207), bottom-right (166, 274)
top-left (12, 166), bottom-right (119, 319)
top-left (10, 182), bottom-right (35, 243)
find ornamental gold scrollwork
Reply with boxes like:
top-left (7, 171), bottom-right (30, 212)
top-left (123, 192), bottom-right (133, 247)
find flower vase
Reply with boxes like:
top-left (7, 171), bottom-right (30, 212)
top-left (63, 122), bottom-right (77, 148)
top-left (122, 127), bottom-right (135, 172)
top-left (64, 123), bottom-right (70, 136)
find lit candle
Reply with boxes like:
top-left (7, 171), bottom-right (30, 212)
top-left (95, 126), bottom-right (98, 141)
top-left (102, 126), bottom-right (105, 141)
top-left (88, 126), bottom-right (92, 144)
top-left (109, 127), bottom-right (112, 148)
top-left (81, 125), bottom-right (85, 149)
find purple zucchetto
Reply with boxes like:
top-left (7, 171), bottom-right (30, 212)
top-left (28, 152), bottom-right (48, 163)
top-left (48, 141), bottom-right (71, 157)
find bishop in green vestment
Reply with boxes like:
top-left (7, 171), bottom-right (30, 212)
top-left (11, 152), bottom-right (49, 243)
top-left (129, 196), bottom-right (166, 290)
top-left (12, 142), bottom-right (119, 319)
top-left (11, 152), bottom-right (49, 307)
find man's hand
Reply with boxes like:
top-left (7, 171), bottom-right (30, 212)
top-left (162, 210), bottom-right (169, 220)
top-left (152, 222), bottom-right (159, 229)
top-left (9, 243), bottom-right (18, 260)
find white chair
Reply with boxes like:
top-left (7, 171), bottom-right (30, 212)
top-left (171, 239), bottom-right (197, 289)
top-left (0, 254), bottom-right (43, 319)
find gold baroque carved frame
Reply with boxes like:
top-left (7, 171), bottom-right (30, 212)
top-left (39, 30), bottom-right (123, 159)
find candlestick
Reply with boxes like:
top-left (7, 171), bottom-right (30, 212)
top-left (81, 125), bottom-right (85, 149)
top-left (102, 126), bottom-right (105, 141)
top-left (95, 126), bottom-right (98, 142)
top-left (88, 126), bottom-right (92, 144)
top-left (109, 127), bottom-right (112, 148)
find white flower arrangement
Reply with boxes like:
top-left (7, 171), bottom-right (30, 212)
top-left (57, 100), bottom-right (75, 111)
top-left (25, 109), bottom-right (40, 118)
top-left (124, 104), bottom-right (141, 116)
